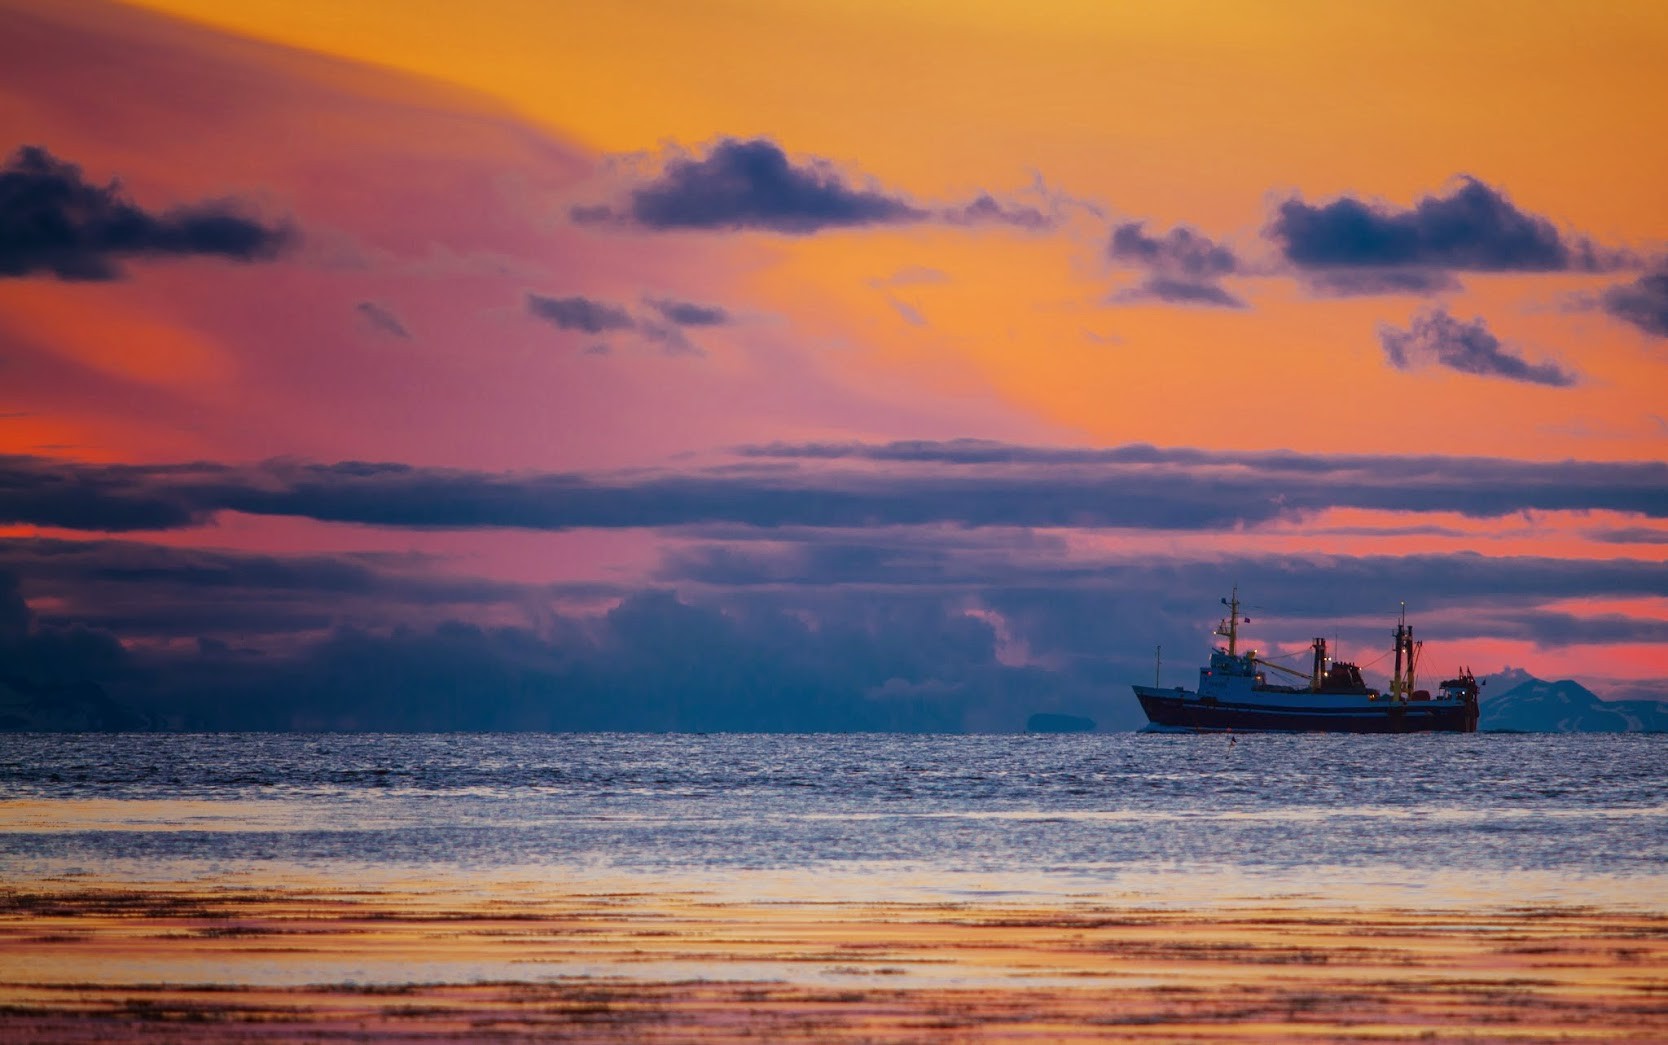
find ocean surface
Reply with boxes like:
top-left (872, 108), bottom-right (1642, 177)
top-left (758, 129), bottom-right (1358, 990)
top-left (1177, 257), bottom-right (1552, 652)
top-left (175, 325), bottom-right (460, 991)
top-left (3, 732), bottom-right (1666, 911)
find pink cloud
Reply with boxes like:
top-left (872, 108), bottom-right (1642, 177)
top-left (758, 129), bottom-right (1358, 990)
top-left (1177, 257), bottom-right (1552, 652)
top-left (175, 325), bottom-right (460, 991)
top-left (0, 0), bottom-right (1042, 473)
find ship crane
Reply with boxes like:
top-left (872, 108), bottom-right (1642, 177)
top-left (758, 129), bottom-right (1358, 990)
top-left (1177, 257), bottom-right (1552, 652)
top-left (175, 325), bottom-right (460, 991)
top-left (1252, 636), bottom-right (1331, 691)
top-left (1252, 658), bottom-right (1312, 681)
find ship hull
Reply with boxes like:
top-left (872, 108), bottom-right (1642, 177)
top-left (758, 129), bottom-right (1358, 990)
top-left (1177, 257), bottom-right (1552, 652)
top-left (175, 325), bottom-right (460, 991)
top-left (1133, 685), bottom-right (1478, 734)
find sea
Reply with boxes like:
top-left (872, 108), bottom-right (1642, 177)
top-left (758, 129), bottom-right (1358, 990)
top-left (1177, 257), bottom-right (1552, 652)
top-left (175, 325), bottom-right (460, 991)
top-left (2, 732), bottom-right (1665, 912)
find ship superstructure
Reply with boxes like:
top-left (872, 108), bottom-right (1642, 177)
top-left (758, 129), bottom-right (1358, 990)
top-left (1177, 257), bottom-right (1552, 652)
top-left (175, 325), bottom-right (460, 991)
top-left (1132, 591), bottom-right (1480, 733)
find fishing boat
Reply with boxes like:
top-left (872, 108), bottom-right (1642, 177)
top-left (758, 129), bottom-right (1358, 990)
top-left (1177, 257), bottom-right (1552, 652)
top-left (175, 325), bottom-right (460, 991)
top-left (1132, 591), bottom-right (1479, 733)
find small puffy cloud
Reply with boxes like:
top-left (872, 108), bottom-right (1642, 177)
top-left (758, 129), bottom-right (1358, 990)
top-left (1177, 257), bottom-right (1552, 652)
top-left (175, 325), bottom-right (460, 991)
top-left (574, 137), bottom-right (1051, 235)
top-left (1107, 221), bottom-right (1243, 308)
top-left (1109, 222), bottom-right (1236, 279)
top-left (355, 301), bottom-right (410, 339)
top-left (1377, 307), bottom-right (1576, 387)
top-left (526, 293), bottom-right (635, 334)
top-left (574, 138), bottom-right (924, 234)
top-left (647, 297), bottom-right (730, 326)
top-left (1271, 176), bottom-right (1590, 275)
top-left (1601, 269), bottom-right (1668, 338)
top-left (0, 145), bottom-right (291, 279)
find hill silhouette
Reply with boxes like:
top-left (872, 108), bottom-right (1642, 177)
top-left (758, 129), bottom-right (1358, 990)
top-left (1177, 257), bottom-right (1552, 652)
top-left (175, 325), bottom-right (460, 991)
top-left (1481, 676), bottom-right (1668, 732)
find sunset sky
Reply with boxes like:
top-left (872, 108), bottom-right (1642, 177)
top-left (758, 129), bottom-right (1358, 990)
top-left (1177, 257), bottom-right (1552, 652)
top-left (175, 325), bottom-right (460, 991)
top-left (2, 0), bottom-right (1665, 729)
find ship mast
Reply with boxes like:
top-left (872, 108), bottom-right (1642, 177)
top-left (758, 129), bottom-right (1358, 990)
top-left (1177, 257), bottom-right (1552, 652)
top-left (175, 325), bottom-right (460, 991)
top-left (1390, 602), bottom-right (1418, 702)
top-left (1217, 588), bottom-right (1249, 656)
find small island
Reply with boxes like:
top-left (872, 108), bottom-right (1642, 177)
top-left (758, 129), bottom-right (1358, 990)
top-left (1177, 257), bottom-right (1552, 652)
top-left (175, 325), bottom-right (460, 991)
top-left (1025, 712), bottom-right (1097, 733)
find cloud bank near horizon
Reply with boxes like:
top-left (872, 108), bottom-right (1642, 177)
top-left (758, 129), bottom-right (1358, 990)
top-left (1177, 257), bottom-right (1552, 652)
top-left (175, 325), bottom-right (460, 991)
top-left (4, 443), bottom-right (1666, 535)
top-left (5, 533), bottom-right (1664, 732)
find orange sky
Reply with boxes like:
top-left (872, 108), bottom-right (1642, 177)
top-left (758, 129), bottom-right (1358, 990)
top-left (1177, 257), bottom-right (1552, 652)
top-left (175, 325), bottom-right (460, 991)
top-left (1, 0), bottom-right (1665, 717)
top-left (112, 0), bottom-right (1668, 462)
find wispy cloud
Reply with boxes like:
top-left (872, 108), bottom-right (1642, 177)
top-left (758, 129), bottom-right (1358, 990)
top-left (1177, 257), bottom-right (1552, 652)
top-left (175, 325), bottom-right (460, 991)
top-left (1601, 268), bottom-right (1668, 338)
top-left (355, 301), bottom-right (411, 339)
top-left (526, 293), bottom-right (635, 334)
top-left (527, 292), bottom-right (723, 355)
top-left (1378, 307), bottom-right (1577, 386)
top-left (647, 297), bottom-right (731, 326)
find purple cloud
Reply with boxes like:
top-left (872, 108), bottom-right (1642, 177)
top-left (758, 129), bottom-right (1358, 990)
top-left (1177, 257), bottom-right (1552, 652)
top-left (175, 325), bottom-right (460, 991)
top-left (574, 138), bottom-right (1050, 234)
top-left (1601, 269), bottom-right (1668, 338)
top-left (355, 301), bottom-right (410, 339)
top-left (6, 441), bottom-right (1666, 537)
top-left (944, 192), bottom-right (1051, 230)
top-left (526, 293), bottom-right (634, 334)
top-left (1378, 307), bottom-right (1576, 386)
top-left (1271, 177), bottom-right (1593, 275)
top-left (648, 297), bottom-right (730, 326)
top-left (1301, 268), bottom-right (1462, 297)
top-left (0, 145), bottom-right (290, 279)
top-left (575, 138), bottom-right (922, 234)
top-left (1109, 222), bottom-right (1236, 279)
top-left (1107, 221), bottom-right (1243, 308)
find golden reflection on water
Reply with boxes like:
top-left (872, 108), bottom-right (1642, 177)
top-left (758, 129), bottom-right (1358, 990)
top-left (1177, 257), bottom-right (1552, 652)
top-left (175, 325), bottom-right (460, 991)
top-left (1, 872), bottom-right (1665, 1042)
top-left (5, 789), bottom-right (1667, 1039)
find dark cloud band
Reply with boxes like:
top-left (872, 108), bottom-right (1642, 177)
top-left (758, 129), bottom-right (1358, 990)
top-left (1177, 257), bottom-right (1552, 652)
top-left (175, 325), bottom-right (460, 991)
top-left (2, 443), bottom-right (1664, 535)
top-left (4, 540), bottom-right (1661, 732)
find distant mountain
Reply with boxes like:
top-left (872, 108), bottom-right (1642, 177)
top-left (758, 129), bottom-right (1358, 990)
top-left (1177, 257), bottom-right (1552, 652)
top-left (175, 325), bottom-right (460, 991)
top-left (1480, 677), bottom-right (1668, 733)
